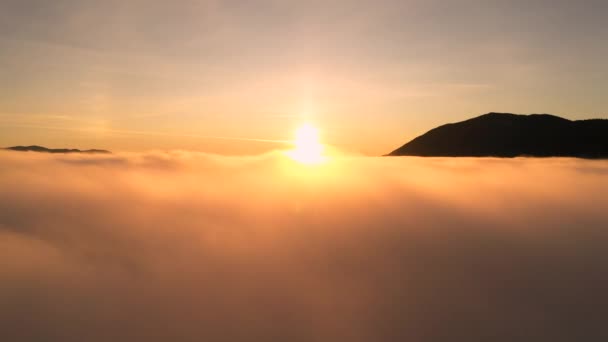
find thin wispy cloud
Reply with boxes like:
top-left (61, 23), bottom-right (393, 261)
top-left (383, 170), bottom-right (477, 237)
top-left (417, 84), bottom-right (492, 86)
top-left (0, 122), bottom-right (290, 145)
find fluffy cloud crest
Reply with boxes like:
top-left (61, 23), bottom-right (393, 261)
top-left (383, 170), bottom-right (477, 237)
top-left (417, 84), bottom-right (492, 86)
top-left (1, 151), bottom-right (608, 341)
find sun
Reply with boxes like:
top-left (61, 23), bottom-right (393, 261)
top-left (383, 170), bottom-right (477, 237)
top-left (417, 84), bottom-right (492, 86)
top-left (287, 123), bottom-right (325, 165)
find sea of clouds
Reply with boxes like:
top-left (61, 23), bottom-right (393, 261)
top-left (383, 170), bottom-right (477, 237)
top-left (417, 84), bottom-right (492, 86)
top-left (1, 150), bottom-right (607, 341)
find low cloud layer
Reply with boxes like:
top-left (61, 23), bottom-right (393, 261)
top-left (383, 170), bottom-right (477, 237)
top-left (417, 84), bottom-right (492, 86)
top-left (1, 151), bottom-right (608, 341)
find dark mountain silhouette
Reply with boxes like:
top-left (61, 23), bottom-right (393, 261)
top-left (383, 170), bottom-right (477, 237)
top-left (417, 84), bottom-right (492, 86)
top-left (388, 113), bottom-right (608, 158)
top-left (5, 145), bottom-right (110, 154)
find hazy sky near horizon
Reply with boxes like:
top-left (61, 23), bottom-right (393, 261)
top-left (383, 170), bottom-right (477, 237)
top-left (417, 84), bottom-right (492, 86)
top-left (1, 0), bottom-right (607, 154)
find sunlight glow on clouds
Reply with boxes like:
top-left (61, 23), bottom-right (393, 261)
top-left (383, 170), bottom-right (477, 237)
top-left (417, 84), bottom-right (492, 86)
top-left (1, 151), bottom-right (607, 340)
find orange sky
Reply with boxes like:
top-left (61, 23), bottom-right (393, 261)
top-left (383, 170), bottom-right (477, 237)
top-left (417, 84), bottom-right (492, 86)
top-left (1, 0), bottom-right (607, 155)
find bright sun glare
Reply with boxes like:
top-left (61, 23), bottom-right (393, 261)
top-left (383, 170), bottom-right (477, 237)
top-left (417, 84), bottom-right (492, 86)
top-left (288, 123), bottom-right (325, 165)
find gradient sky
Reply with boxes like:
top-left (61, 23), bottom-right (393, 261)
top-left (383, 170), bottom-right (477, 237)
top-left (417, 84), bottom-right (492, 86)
top-left (1, 0), bottom-right (607, 154)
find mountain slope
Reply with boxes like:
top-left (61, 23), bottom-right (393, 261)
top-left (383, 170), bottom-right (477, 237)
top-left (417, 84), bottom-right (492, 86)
top-left (5, 145), bottom-right (110, 154)
top-left (388, 113), bottom-right (608, 158)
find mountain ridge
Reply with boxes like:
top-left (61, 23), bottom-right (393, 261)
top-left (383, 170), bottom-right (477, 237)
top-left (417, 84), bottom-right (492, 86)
top-left (4, 145), bottom-right (111, 154)
top-left (388, 113), bottom-right (608, 158)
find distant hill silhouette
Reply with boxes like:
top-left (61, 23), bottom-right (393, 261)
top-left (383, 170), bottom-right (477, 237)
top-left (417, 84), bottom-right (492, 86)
top-left (5, 145), bottom-right (110, 154)
top-left (388, 113), bottom-right (608, 158)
